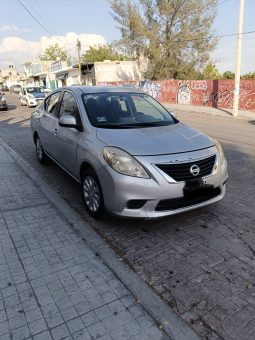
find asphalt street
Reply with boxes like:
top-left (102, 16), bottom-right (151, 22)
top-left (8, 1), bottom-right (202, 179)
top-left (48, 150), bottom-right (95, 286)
top-left (1, 93), bottom-right (255, 339)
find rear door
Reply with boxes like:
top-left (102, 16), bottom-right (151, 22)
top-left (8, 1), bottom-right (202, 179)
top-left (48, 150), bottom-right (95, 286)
top-left (52, 91), bottom-right (82, 177)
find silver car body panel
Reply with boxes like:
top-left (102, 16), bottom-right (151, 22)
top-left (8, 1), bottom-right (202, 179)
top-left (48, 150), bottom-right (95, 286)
top-left (96, 122), bottom-right (214, 156)
top-left (31, 86), bottom-right (228, 218)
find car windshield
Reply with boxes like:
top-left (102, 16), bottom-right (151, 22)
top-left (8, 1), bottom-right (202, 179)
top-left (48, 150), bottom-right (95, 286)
top-left (82, 92), bottom-right (176, 128)
top-left (26, 87), bottom-right (44, 94)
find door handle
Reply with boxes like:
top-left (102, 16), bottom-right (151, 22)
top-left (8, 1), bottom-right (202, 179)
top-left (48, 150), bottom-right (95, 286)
top-left (52, 128), bottom-right (58, 135)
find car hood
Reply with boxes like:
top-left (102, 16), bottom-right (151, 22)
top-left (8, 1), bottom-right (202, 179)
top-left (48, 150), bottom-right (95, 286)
top-left (30, 93), bottom-right (45, 98)
top-left (96, 122), bottom-right (215, 156)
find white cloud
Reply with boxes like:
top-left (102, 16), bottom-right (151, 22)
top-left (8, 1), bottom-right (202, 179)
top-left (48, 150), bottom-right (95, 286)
top-left (0, 24), bottom-right (30, 32)
top-left (0, 32), bottom-right (107, 69)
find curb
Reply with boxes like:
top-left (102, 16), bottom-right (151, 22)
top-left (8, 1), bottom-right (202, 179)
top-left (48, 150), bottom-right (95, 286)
top-left (164, 104), bottom-right (253, 121)
top-left (0, 135), bottom-right (201, 340)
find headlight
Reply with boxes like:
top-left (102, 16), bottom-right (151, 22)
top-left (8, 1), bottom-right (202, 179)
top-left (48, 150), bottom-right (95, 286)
top-left (103, 147), bottom-right (150, 178)
top-left (214, 139), bottom-right (225, 164)
top-left (1, 96), bottom-right (6, 102)
top-left (28, 94), bottom-right (34, 99)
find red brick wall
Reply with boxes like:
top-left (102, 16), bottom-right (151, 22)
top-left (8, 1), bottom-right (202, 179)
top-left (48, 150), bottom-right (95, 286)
top-left (97, 79), bottom-right (255, 111)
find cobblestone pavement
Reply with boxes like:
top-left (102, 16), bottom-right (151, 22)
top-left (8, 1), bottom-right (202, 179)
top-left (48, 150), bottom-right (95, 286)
top-left (0, 143), bottom-right (168, 339)
top-left (1, 93), bottom-right (255, 339)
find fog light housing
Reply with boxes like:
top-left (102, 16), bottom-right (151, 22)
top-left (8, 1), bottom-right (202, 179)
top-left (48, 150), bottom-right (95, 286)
top-left (126, 200), bottom-right (147, 209)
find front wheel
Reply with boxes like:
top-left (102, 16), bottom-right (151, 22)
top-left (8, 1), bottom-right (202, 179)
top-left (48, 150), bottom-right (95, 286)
top-left (35, 135), bottom-right (48, 164)
top-left (81, 169), bottom-right (105, 219)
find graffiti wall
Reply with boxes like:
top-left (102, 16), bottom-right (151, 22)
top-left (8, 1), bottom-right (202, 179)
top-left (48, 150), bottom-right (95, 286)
top-left (96, 79), bottom-right (255, 111)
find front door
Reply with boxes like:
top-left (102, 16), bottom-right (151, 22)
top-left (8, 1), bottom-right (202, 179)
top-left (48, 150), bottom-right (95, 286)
top-left (39, 91), bottom-right (63, 157)
top-left (53, 91), bottom-right (82, 177)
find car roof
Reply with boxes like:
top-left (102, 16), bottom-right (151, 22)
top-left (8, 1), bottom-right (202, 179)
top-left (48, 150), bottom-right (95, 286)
top-left (61, 86), bottom-right (144, 95)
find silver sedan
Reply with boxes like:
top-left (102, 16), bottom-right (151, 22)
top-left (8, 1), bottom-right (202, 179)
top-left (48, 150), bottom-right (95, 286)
top-left (31, 86), bottom-right (228, 218)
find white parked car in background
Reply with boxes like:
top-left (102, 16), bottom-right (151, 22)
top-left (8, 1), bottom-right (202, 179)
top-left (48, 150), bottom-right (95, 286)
top-left (40, 85), bottom-right (52, 95)
top-left (19, 86), bottom-right (46, 107)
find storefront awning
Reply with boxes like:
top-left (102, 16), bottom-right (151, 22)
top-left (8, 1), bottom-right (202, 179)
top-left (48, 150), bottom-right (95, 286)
top-left (56, 73), bottom-right (68, 80)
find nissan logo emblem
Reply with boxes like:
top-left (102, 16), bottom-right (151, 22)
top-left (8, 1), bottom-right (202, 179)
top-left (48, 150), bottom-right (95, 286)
top-left (190, 164), bottom-right (200, 176)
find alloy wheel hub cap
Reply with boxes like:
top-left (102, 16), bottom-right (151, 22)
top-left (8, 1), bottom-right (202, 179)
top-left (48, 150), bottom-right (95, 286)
top-left (83, 176), bottom-right (100, 212)
top-left (36, 139), bottom-right (43, 159)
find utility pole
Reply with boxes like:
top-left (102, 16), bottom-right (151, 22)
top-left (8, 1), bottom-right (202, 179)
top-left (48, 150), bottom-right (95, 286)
top-left (77, 39), bottom-right (81, 84)
top-left (233, 0), bottom-right (244, 117)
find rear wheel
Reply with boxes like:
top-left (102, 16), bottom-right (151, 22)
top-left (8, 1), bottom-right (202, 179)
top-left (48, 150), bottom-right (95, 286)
top-left (35, 135), bottom-right (48, 164)
top-left (81, 168), bottom-right (105, 219)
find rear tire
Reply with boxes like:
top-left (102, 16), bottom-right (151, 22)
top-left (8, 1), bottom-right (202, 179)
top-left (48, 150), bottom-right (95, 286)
top-left (81, 168), bottom-right (105, 219)
top-left (35, 135), bottom-right (48, 164)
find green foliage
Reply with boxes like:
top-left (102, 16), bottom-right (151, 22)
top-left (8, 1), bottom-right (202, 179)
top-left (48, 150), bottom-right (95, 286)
top-left (200, 63), bottom-right (222, 79)
top-left (241, 72), bottom-right (255, 79)
top-left (81, 45), bottom-right (130, 62)
top-left (109, 0), bottom-right (218, 80)
top-left (39, 44), bottom-right (70, 62)
top-left (222, 70), bottom-right (235, 79)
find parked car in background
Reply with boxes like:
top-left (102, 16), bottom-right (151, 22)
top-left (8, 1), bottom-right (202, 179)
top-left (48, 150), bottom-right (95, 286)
top-left (31, 86), bottom-right (228, 219)
top-left (19, 86), bottom-right (46, 107)
top-left (40, 85), bottom-right (52, 95)
top-left (0, 85), bottom-right (8, 92)
top-left (10, 84), bottom-right (22, 94)
top-left (0, 92), bottom-right (7, 111)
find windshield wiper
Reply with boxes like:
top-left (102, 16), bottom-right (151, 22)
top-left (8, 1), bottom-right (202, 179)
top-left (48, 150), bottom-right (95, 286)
top-left (96, 122), bottom-right (172, 129)
top-left (131, 122), bottom-right (171, 127)
top-left (96, 123), bottom-right (133, 129)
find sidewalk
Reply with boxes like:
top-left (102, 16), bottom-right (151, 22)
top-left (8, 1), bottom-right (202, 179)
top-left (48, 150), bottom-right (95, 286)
top-left (164, 103), bottom-right (255, 120)
top-left (0, 141), bottom-right (200, 340)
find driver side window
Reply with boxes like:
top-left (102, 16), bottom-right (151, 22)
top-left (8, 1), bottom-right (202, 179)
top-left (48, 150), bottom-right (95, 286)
top-left (59, 92), bottom-right (78, 118)
top-left (45, 91), bottom-right (62, 117)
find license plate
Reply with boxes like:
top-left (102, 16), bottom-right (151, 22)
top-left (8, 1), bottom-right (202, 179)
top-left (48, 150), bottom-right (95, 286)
top-left (183, 179), bottom-right (214, 198)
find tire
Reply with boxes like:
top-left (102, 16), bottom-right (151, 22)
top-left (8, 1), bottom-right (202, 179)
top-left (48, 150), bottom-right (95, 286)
top-left (81, 168), bottom-right (105, 219)
top-left (35, 135), bottom-right (48, 164)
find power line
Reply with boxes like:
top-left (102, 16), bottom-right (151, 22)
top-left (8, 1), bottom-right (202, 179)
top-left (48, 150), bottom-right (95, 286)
top-left (28, 0), bottom-right (58, 33)
top-left (17, 0), bottom-right (51, 34)
top-left (17, 0), bottom-right (77, 56)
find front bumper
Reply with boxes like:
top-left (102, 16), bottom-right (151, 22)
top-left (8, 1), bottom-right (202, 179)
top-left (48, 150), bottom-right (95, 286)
top-left (0, 102), bottom-right (7, 110)
top-left (28, 98), bottom-right (44, 106)
top-left (98, 146), bottom-right (228, 218)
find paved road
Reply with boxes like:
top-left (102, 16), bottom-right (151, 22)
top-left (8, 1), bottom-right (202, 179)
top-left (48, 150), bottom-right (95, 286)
top-left (1, 93), bottom-right (255, 339)
top-left (0, 142), bottom-right (168, 340)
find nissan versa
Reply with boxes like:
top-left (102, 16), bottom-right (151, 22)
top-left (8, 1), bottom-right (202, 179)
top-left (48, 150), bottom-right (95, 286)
top-left (31, 86), bottom-right (228, 218)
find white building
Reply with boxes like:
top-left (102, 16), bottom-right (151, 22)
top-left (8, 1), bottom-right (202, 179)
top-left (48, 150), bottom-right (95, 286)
top-left (23, 61), bottom-right (56, 89)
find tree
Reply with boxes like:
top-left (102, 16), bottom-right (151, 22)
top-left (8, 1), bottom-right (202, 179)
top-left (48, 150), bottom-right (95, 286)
top-left (241, 72), bottom-right (255, 79)
top-left (109, 0), bottom-right (218, 80)
top-left (222, 71), bottom-right (235, 79)
top-left (200, 63), bottom-right (221, 79)
top-left (81, 45), bottom-right (130, 62)
top-left (39, 44), bottom-right (70, 62)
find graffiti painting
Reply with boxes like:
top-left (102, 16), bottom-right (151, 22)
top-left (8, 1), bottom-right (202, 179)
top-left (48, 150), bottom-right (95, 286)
top-left (177, 81), bottom-right (191, 105)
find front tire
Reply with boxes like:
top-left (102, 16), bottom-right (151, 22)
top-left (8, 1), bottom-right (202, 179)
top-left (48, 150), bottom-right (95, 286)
top-left (81, 168), bottom-right (105, 219)
top-left (35, 135), bottom-right (48, 164)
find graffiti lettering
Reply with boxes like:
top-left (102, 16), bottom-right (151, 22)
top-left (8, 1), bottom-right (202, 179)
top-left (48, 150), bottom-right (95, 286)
top-left (191, 80), bottom-right (208, 91)
top-left (97, 79), bottom-right (255, 111)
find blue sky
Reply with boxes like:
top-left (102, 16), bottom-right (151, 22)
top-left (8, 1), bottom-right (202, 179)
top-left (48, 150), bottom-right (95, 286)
top-left (0, 0), bottom-right (254, 74)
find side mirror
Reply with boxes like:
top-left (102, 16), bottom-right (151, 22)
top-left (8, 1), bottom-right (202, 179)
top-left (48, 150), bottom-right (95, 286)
top-left (59, 115), bottom-right (77, 128)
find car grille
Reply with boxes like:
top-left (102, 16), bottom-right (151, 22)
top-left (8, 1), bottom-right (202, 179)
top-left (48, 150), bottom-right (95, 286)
top-left (155, 155), bottom-right (216, 182)
top-left (155, 186), bottom-right (221, 211)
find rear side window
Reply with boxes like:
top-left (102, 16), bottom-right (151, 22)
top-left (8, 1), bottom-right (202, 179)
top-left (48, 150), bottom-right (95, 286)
top-left (45, 92), bottom-right (62, 116)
